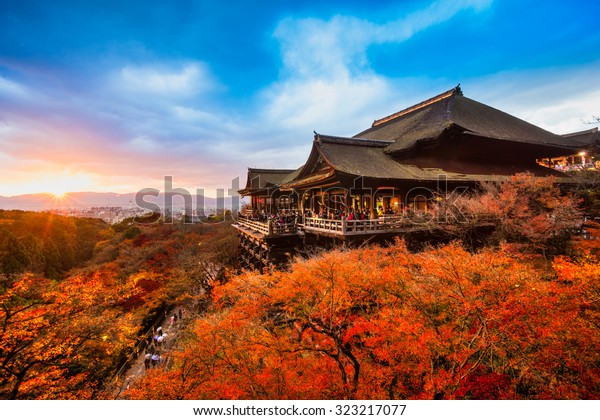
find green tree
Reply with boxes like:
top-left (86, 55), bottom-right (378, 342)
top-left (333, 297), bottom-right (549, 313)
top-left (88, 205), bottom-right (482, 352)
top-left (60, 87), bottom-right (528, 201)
top-left (42, 239), bottom-right (62, 279)
top-left (0, 231), bottom-right (31, 275)
top-left (20, 233), bottom-right (46, 273)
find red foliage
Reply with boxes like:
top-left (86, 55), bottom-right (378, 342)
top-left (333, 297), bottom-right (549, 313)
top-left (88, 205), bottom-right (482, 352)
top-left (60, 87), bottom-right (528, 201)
top-left (455, 368), bottom-right (512, 399)
top-left (127, 240), bottom-right (600, 400)
top-left (0, 272), bottom-right (138, 399)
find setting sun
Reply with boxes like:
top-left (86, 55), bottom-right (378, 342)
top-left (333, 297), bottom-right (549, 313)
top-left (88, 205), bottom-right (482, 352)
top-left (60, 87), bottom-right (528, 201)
top-left (48, 190), bottom-right (68, 200)
top-left (13, 170), bottom-right (97, 197)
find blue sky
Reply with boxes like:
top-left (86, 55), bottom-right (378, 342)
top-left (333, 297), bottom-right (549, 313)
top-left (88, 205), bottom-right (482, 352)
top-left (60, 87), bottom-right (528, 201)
top-left (0, 0), bottom-right (599, 196)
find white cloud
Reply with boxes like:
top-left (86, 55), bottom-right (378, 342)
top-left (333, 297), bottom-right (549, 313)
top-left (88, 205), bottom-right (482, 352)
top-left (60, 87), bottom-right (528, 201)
top-left (522, 90), bottom-right (600, 135)
top-left (467, 62), bottom-right (600, 135)
top-left (0, 119), bottom-right (13, 135)
top-left (262, 73), bottom-right (394, 135)
top-left (0, 76), bottom-right (31, 99)
top-left (118, 62), bottom-right (214, 96)
top-left (273, 0), bottom-right (492, 78)
top-left (127, 135), bottom-right (161, 151)
top-left (0, 1), bottom-right (497, 196)
top-left (262, 0), bottom-right (494, 139)
top-left (172, 105), bottom-right (219, 123)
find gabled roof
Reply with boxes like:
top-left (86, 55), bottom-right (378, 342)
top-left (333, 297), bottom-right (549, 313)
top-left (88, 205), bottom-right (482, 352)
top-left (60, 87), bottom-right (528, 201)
top-left (355, 85), bottom-right (577, 155)
top-left (280, 166), bottom-right (304, 184)
top-left (313, 134), bottom-right (413, 179)
top-left (239, 168), bottom-right (297, 195)
top-left (280, 132), bottom-right (567, 190)
top-left (244, 86), bottom-right (581, 193)
top-left (560, 127), bottom-right (600, 148)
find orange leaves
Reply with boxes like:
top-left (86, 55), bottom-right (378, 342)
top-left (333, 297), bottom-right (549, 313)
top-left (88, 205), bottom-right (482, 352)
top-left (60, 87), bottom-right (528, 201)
top-left (437, 173), bottom-right (583, 254)
top-left (572, 221), bottom-right (600, 260)
top-left (553, 254), bottom-right (600, 294)
top-left (125, 239), bottom-right (600, 400)
top-left (495, 174), bottom-right (582, 252)
top-left (0, 271), bottom-right (140, 399)
top-left (0, 219), bottom-right (243, 399)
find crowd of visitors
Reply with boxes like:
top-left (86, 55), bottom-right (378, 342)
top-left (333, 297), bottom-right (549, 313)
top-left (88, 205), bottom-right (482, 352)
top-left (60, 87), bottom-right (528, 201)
top-left (243, 205), bottom-right (408, 224)
top-left (245, 209), bottom-right (303, 225)
top-left (142, 308), bottom-right (184, 370)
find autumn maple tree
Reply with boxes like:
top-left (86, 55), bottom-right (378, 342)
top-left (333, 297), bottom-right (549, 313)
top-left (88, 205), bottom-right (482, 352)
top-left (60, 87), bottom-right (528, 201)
top-left (2, 177), bottom-right (596, 400)
top-left (0, 271), bottom-right (140, 399)
top-left (433, 173), bottom-right (582, 255)
top-left (126, 237), bottom-right (600, 400)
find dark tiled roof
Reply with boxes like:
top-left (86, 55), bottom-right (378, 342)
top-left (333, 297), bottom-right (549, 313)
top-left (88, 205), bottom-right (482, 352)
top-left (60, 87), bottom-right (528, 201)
top-left (280, 166), bottom-right (304, 184)
top-left (315, 133), bottom-right (394, 147)
top-left (560, 127), bottom-right (599, 148)
top-left (314, 134), bottom-right (566, 182)
top-left (371, 86), bottom-right (462, 127)
top-left (315, 134), bottom-right (413, 179)
top-left (244, 86), bottom-right (580, 192)
top-left (240, 168), bottom-right (297, 193)
top-left (355, 86), bottom-right (575, 155)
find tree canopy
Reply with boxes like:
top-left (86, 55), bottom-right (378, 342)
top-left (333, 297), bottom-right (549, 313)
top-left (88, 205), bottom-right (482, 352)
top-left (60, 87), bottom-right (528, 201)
top-left (127, 238), bottom-right (600, 399)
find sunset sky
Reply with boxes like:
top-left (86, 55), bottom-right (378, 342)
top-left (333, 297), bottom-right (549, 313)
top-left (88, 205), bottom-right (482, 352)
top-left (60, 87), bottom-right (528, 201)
top-left (1, 0), bottom-right (599, 197)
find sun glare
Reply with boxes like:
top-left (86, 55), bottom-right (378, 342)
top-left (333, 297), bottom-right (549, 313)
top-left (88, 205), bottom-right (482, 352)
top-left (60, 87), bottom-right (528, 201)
top-left (17, 171), bottom-right (97, 197)
top-left (49, 190), bottom-right (68, 200)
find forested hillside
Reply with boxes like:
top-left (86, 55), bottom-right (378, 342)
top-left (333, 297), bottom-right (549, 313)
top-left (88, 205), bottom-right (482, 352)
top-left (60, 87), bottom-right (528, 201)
top-left (0, 210), bottom-right (109, 278)
top-left (123, 175), bottom-right (600, 400)
top-left (127, 234), bottom-right (600, 399)
top-left (2, 175), bottom-right (599, 400)
top-left (0, 215), bottom-right (239, 399)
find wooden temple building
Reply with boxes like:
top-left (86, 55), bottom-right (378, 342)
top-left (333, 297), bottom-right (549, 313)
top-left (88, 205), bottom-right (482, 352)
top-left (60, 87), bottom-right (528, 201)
top-left (234, 86), bottom-right (597, 270)
top-left (537, 127), bottom-right (600, 171)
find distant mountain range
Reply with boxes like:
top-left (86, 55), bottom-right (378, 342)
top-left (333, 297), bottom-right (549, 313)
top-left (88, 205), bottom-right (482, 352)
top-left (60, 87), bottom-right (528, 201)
top-left (0, 192), bottom-right (242, 211)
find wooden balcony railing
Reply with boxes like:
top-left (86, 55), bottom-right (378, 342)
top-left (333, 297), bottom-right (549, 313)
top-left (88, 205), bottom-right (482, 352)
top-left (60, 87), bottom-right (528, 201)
top-left (235, 213), bottom-right (500, 238)
top-left (236, 216), bottom-right (297, 236)
top-left (302, 216), bottom-right (414, 235)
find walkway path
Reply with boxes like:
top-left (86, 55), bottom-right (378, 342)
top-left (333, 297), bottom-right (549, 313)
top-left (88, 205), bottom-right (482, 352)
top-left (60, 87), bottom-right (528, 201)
top-left (111, 307), bottom-right (190, 398)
